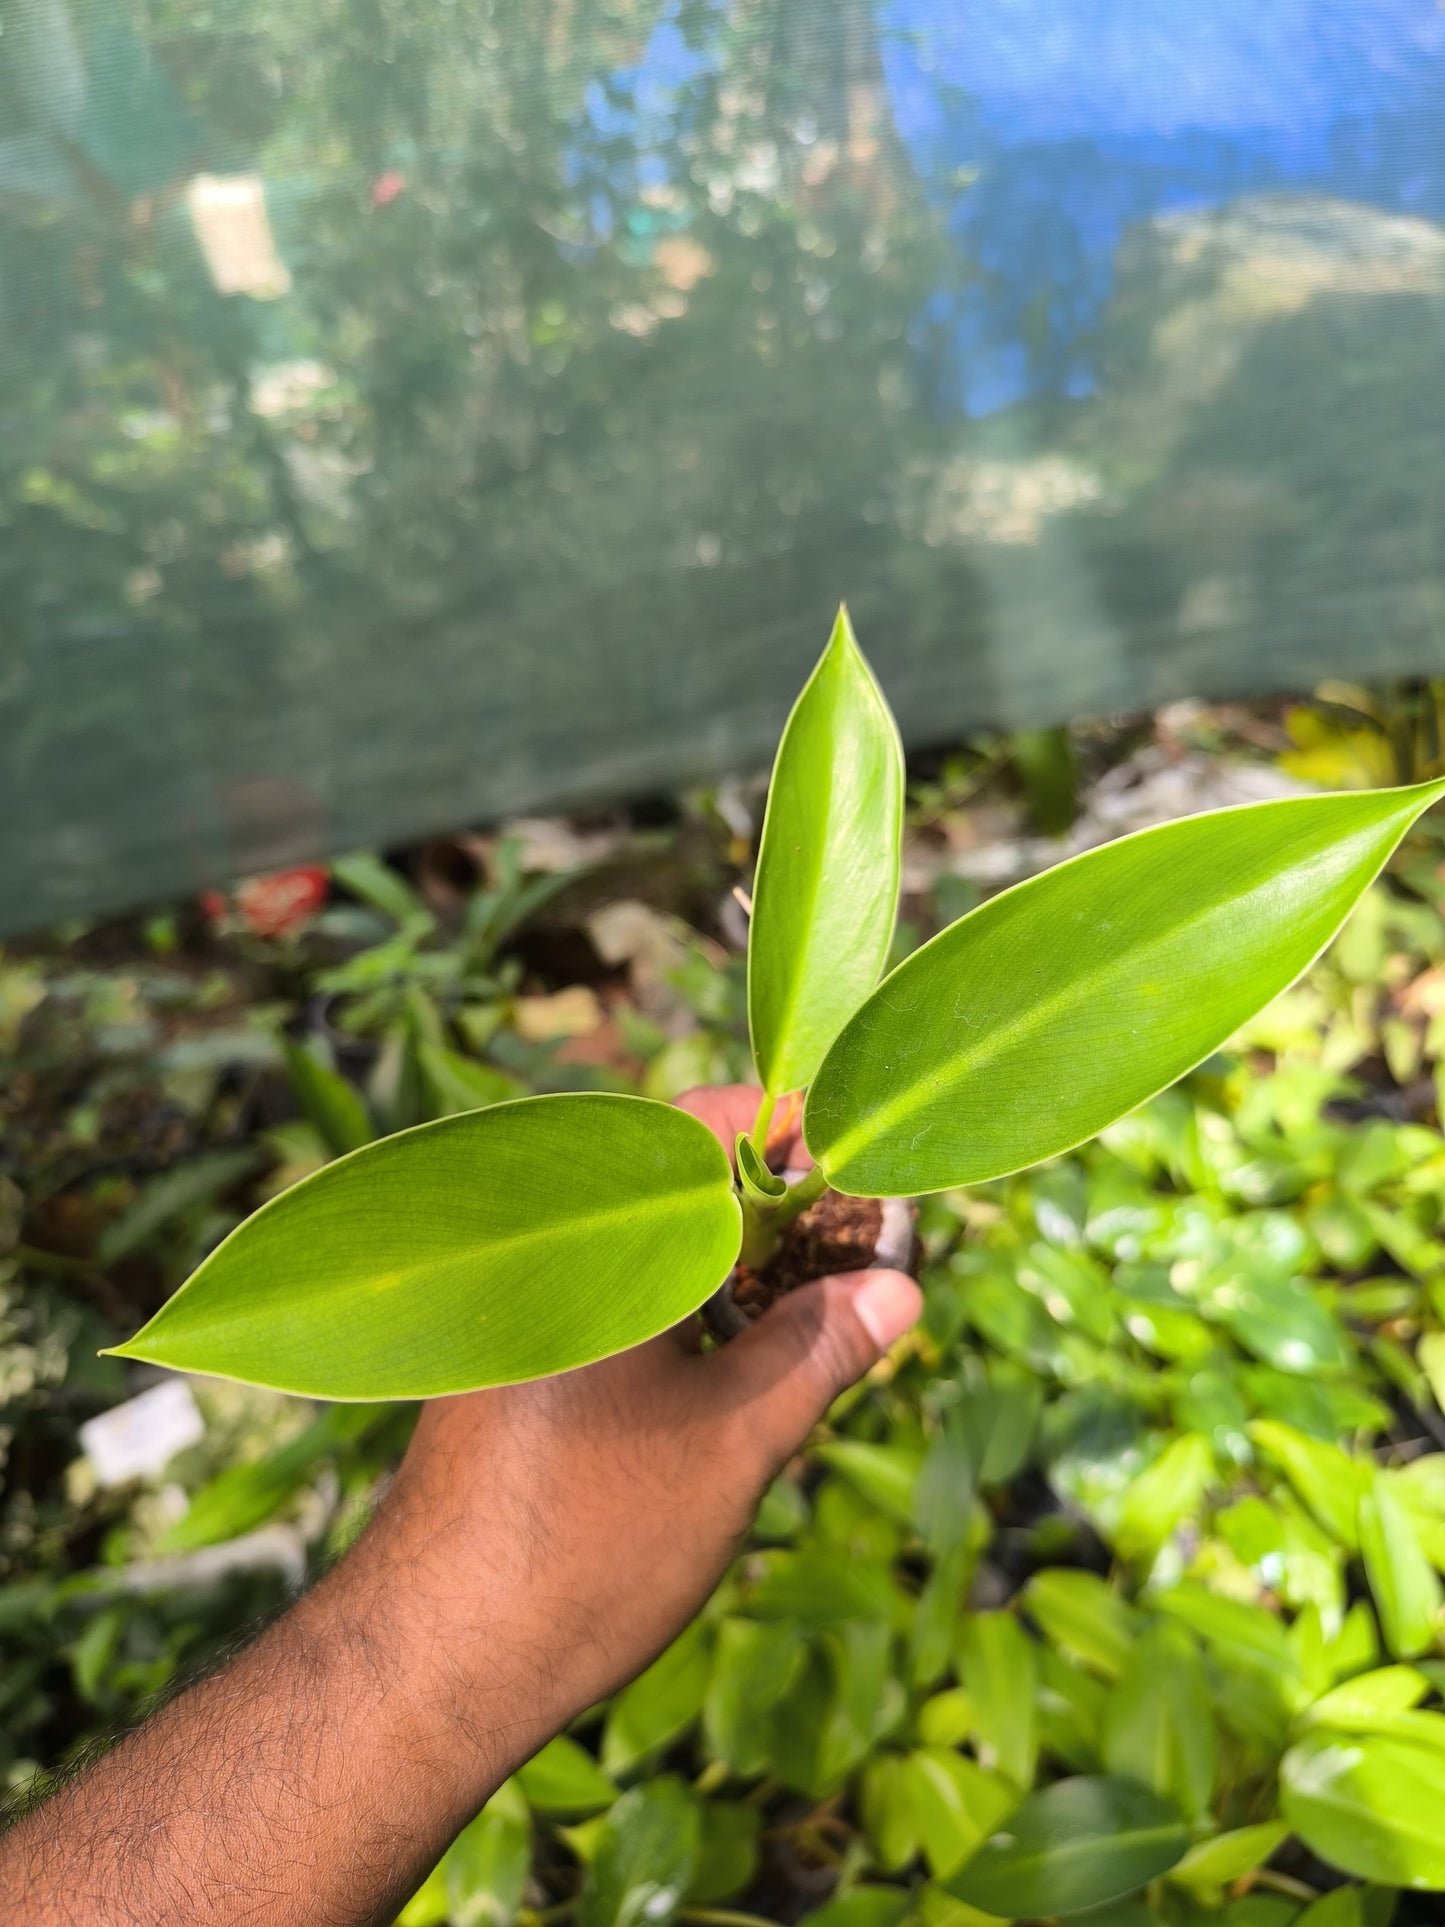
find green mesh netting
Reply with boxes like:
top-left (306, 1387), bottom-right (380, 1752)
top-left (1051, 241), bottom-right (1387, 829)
top-left (5, 0), bottom-right (1445, 932)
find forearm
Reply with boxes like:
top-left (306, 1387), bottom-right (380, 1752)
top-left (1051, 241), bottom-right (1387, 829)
top-left (2, 1520), bottom-right (531, 1927)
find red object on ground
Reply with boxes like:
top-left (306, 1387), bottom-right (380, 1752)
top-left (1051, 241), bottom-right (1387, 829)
top-left (369, 172), bottom-right (407, 207)
top-left (204, 866), bottom-right (329, 939)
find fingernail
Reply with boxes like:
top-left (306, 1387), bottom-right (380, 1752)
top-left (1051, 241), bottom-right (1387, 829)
top-left (853, 1271), bottom-right (924, 1353)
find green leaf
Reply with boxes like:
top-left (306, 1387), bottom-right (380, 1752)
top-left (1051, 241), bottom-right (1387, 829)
top-left (746, 1549), bottom-right (897, 1627)
top-left (1248, 1421), bottom-right (1365, 1551)
top-left (735, 1131), bottom-right (787, 1202)
top-left (806, 781), bottom-right (1445, 1196)
top-left (1167, 1821), bottom-right (1291, 1892)
top-left (601, 1620), bottom-right (712, 1776)
top-left (98, 1149), bottom-right (259, 1264)
top-left (1294, 1893), bottom-right (1365, 1927)
top-left (957, 1611), bottom-right (1039, 1788)
top-left (748, 607), bottom-right (904, 1096)
top-left (798, 1889), bottom-right (912, 1927)
top-left (1305, 1666), bottom-right (1431, 1730)
top-left (907, 1747), bottom-right (1021, 1880)
top-left (815, 1440), bottom-right (921, 1525)
top-left (157, 1404), bottom-right (382, 1552)
top-left (107, 1095), bottom-right (740, 1397)
top-left (1115, 1434), bottom-right (1217, 1566)
top-left (703, 1617), bottom-right (804, 1776)
top-left (1281, 1727), bottom-right (1445, 1889)
top-left (1358, 1469), bottom-right (1443, 1660)
top-left (416, 1042), bottom-right (526, 1118)
top-left (283, 1038), bottom-right (374, 1156)
top-left (861, 1753), bottom-right (922, 1871)
top-left (1418, 1331), bottom-right (1445, 1412)
top-left (945, 1775), bottom-right (1190, 1917)
top-left (444, 1779), bottom-right (530, 1927)
top-left (331, 849), bottom-right (429, 928)
top-left (515, 1735), bottom-right (616, 1813)
top-left (1205, 1272), bottom-right (1352, 1376)
top-left (1102, 1624), bottom-right (1218, 1821)
top-left (577, 1778), bottom-right (699, 1927)
top-left (685, 1802), bottom-right (759, 1905)
top-left (1023, 1569), bottom-right (1138, 1681)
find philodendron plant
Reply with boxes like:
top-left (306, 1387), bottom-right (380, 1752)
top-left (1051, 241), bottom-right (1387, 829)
top-left (113, 612), bottom-right (1445, 1399)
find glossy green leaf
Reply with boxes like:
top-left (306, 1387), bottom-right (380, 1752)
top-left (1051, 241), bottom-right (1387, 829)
top-left (1358, 1469), bottom-right (1443, 1660)
top-left (747, 608), bottom-right (904, 1096)
top-left (806, 781), bottom-right (1445, 1195)
top-left (1167, 1821), bottom-right (1291, 1893)
top-left (1281, 1728), bottom-right (1445, 1889)
top-left (957, 1611), bottom-right (1039, 1787)
top-left (1023, 1569), bottom-right (1138, 1681)
top-left (577, 1778), bottom-right (699, 1927)
top-left (601, 1620), bottom-right (712, 1776)
top-left (283, 1038), bottom-right (374, 1156)
top-left (946, 1774), bottom-right (1190, 1917)
top-left (107, 1094), bottom-right (741, 1397)
top-left (1102, 1624), bottom-right (1218, 1821)
top-left (515, 1735), bottom-right (615, 1813)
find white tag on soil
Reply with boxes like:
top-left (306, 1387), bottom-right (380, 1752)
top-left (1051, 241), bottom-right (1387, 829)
top-left (80, 1380), bottom-right (205, 1487)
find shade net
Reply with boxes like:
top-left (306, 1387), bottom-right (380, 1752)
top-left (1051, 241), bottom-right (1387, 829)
top-left (5, 0), bottom-right (1445, 932)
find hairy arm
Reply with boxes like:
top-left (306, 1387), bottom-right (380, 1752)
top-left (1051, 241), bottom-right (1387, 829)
top-left (1, 1087), bottom-right (921, 1927)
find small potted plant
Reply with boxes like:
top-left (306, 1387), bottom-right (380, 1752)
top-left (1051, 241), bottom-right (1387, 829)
top-left (111, 613), bottom-right (1445, 1398)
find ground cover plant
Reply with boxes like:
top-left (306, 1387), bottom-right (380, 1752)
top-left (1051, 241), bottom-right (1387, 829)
top-left (8, 683), bottom-right (1445, 1922)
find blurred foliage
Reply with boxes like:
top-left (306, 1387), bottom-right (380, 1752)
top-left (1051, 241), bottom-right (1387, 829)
top-left (12, 744), bottom-right (1445, 1921)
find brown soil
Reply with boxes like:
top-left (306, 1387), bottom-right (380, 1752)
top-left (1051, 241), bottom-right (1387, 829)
top-left (706, 1188), bottom-right (915, 1336)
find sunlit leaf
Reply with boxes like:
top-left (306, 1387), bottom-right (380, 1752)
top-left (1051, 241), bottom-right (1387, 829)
top-left (1282, 1728), bottom-right (1445, 1889)
top-left (1167, 1820), bottom-right (1291, 1893)
top-left (807, 781), bottom-right (1445, 1195)
top-left (748, 608), bottom-right (904, 1096)
top-left (107, 1095), bottom-right (740, 1397)
top-left (1358, 1470), bottom-right (1443, 1661)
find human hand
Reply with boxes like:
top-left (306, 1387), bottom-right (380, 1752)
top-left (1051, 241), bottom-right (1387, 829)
top-left (356, 1083), bottom-right (922, 1815)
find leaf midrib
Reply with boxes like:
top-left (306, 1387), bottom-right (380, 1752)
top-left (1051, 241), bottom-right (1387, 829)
top-left (818, 833), bottom-right (1350, 1175)
top-left (965, 1819), bottom-right (1186, 1893)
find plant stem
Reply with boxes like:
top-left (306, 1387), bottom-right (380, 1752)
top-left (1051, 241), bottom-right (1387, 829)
top-left (736, 1161), bottom-right (827, 1269)
top-left (748, 1090), bottom-right (776, 1157)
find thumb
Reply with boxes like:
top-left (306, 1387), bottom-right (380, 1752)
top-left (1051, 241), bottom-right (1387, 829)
top-left (714, 1269), bottom-right (923, 1474)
